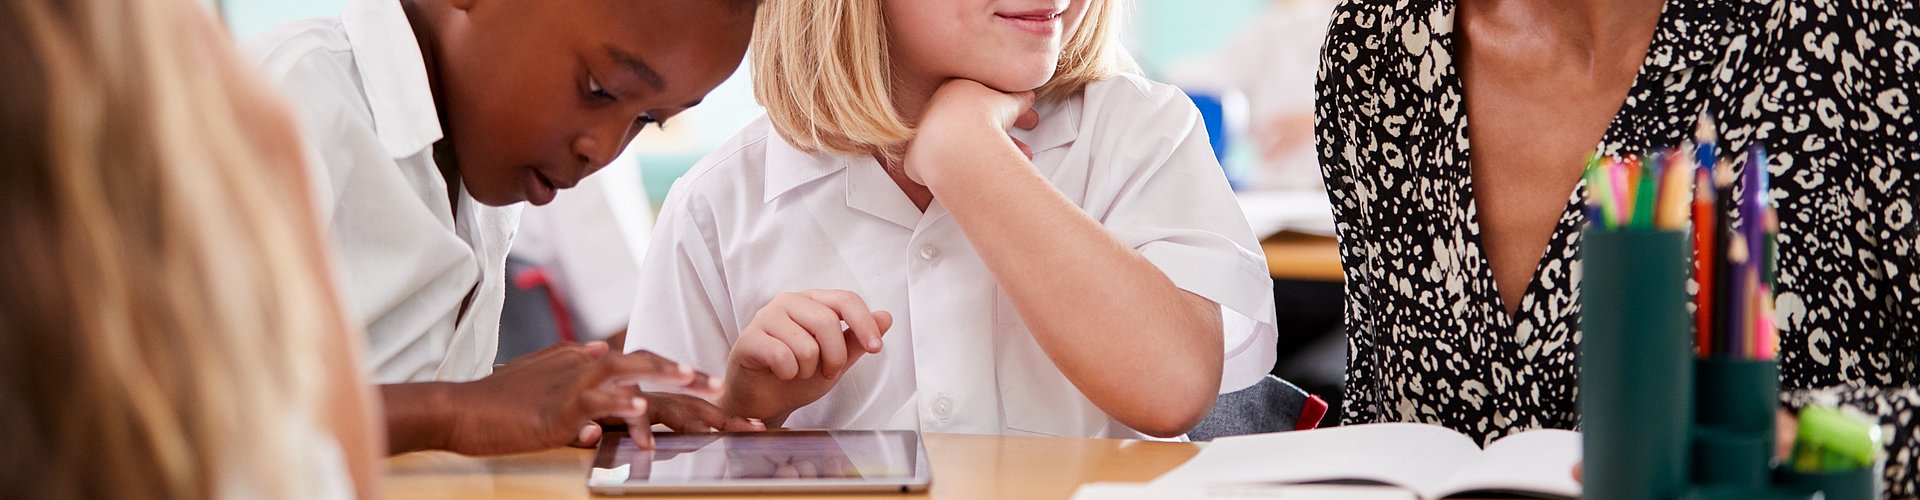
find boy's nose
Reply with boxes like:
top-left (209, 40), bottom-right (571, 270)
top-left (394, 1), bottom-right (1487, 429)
top-left (571, 129), bottom-right (621, 170)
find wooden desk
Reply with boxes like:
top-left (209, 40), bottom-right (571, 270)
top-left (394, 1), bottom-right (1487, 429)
top-left (1261, 231), bottom-right (1342, 282)
top-left (384, 433), bottom-right (1200, 500)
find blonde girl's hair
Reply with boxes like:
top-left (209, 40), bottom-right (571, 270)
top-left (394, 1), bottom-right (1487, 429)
top-left (0, 0), bottom-right (372, 498)
top-left (751, 0), bottom-right (1138, 156)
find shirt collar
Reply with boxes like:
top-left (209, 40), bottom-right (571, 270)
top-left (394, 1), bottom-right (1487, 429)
top-left (340, 0), bottom-right (444, 159)
top-left (762, 129), bottom-right (850, 203)
top-left (760, 130), bottom-right (923, 228)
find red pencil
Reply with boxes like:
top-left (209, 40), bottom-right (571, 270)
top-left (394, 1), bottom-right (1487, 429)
top-left (1693, 168), bottom-right (1716, 357)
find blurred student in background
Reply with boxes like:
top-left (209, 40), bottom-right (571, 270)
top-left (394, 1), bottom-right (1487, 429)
top-left (0, 0), bottom-right (380, 497)
top-left (1167, 0), bottom-right (1335, 192)
top-left (500, 162), bottom-right (655, 360)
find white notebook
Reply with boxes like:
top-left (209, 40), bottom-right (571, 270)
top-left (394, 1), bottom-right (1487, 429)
top-left (1154, 423), bottom-right (1582, 500)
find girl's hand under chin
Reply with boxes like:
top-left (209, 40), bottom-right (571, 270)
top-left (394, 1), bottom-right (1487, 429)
top-left (903, 79), bottom-right (1040, 187)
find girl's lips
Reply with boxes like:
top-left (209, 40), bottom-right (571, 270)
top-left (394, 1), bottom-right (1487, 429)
top-left (995, 10), bottom-right (1062, 36)
top-left (525, 168), bottom-right (558, 206)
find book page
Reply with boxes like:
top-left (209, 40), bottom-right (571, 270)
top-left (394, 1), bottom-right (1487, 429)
top-left (1430, 429), bottom-right (1581, 499)
top-left (1153, 423), bottom-right (1483, 497)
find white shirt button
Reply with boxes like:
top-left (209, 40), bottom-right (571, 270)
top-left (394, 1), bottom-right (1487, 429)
top-left (918, 244), bottom-right (940, 261)
top-left (932, 396), bottom-right (954, 421)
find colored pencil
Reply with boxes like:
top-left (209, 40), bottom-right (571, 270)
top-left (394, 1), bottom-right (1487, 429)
top-left (1711, 161), bottom-right (1737, 356)
top-left (1633, 154), bottom-right (1660, 229)
top-left (1610, 158), bottom-right (1632, 226)
top-left (1726, 231), bottom-right (1751, 358)
top-left (1659, 149), bottom-right (1692, 230)
top-left (1590, 159), bottom-right (1620, 229)
top-left (1695, 114), bottom-right (1719, 172)
top-left (1743, 147), bottom-right (1768, 293)
top-left (1693, 167), bottom-right (1717, 356)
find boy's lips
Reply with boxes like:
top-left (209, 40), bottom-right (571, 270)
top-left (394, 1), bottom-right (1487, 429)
top-left (995, 9), bottom-right (1063, 36)
top-left (525, 168), bottom-right (560, 206)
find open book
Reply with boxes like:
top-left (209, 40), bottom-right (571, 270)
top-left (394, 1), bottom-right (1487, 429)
top-left (1154, 423), bottom-right (1582, 500)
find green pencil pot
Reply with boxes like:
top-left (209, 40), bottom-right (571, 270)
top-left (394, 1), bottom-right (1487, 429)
top-left (1691, 359), bottom-right (1780, 487)
top-left (1692, 427), bottom-right (1771, 488)
top-left (1774, 466), bottom-right (1877, 500)
top-left (1680, 485), bottom-right (1808, 500)
top-left (1696, 359), bottom-right (1779, 432)
top-left (1579, 229), bottom-right (1694, 500)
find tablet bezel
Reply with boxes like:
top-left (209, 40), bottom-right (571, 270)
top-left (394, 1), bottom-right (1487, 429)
top-left (585, 430), bottom-right (933, 495)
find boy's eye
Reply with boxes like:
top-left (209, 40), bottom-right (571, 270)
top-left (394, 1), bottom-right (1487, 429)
top-left (638, 113), bottom-right (667, 130)
top-left (587, 75), bottom-right (616, 101)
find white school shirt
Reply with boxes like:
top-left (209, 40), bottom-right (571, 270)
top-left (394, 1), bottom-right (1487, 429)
top-left (511, 158), bottom-right (654, 341)
top-left (627, 74), bottom-right (1278, 439)
top-left (247, 0), bottom-right (521, 384)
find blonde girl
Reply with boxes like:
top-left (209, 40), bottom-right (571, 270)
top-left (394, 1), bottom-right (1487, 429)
top-left (630, 0), bottom-right (1276, 439)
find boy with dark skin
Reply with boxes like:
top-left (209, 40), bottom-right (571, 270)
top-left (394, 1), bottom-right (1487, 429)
top-left (252, 0), bottom-right (761, 456)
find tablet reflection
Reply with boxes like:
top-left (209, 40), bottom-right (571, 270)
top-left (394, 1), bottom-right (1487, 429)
top-left (593, 431), bottom-right (918, 484)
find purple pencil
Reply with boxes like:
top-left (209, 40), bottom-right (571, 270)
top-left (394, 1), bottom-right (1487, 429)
top-left (1743, 147), bottom-right (1768, 292)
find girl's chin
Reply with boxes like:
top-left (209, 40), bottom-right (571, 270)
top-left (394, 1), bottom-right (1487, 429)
top-left (968, 70), bottom-right (1058, 94)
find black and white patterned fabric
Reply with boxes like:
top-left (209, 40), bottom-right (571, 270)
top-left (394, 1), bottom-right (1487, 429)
top-left (1315, 0), bottom-right (1917, 493)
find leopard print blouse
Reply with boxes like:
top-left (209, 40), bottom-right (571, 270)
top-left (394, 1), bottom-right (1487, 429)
top-left (1315, 0), bottom-right (1917, 494)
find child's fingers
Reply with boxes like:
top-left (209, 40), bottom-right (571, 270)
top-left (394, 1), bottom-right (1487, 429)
top-left (769, 313), bottom-right (828, 380)
top-left (840, 310), bottom-right (896, 368)
top-left (1013, 108), bottom-right (1040, 130)
top-left (647, 393), bottom-right (761, 433)
top-left (578, 388), bottom-right (648, 421)
top-left (594, 350), bottom-right (698, 387)
top-left (1014, 137), bottom-right (1033, 160)
top-left (568, 423), bottom-right (603, 448)
top-left (788, 298), bottom-right (852, 378)
top-left (873, 310), bottom-right (894, 333)
top-left (632, 427), bottom-right (656, 450)
top-left (579, 341), bottom-right (611, 359)
top-left (794, 460), bottom-right (820, 478)
top-left (649, 397), bottom-right (717, 432)
top-left (1009, 91), bottom-right (1036, 118)
top-left (674, 371), bottom-right (725, 400)
top-left (607, 361), bottom-right (722, 400)
top-left (723, 417), bottom-right (767, 432)
top-left (745, 327), bottom-right (804, 380)
top-left (803, 290), bottom-right (884, 355)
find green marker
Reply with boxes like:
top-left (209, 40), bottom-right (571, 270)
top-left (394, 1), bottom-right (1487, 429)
top-left (1791, 406), bottom-right (1879, 472)
top-left (1632, 154), bottom-right (1660, 229)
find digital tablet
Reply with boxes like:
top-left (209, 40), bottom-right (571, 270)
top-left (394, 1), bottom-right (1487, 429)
top-left (587, 430), bottom-right (932, 495)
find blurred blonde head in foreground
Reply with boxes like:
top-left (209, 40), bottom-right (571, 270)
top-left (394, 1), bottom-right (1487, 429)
top-left (0, 0), bottom-right (379, 498)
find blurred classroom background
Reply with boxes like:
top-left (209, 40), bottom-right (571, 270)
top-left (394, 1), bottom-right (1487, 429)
top-left (215, 0), bottom-right (1349, 421)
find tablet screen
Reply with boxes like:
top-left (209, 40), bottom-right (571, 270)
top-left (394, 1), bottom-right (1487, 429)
top-left (588, 430), bottom-right (923, 487)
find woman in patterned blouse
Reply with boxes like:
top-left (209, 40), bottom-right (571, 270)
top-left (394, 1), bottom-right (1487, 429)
top-left (1314, 0), bottom-right (1916, 493)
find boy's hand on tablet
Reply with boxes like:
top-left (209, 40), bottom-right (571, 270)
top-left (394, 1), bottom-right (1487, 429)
top-left (904, 79), bottom-right (1039, 187)
top-left (722, 290), bottom-right (894, 423)
top-left (437, 341), bottom-right (723, 455)
top-left (607, 391), bottom-right (767, 450)
top-left (642, 392), bottom-right (767, 432)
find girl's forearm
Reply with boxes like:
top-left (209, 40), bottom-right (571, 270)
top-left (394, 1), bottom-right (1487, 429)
top-left (924, 145), bottom-right (1222, 438)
